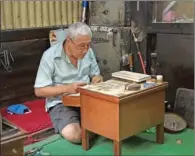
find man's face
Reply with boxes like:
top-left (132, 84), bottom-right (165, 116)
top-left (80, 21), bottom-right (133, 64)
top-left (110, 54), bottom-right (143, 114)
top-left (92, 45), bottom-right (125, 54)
top-left (67, 35), bottom-right (91, 59)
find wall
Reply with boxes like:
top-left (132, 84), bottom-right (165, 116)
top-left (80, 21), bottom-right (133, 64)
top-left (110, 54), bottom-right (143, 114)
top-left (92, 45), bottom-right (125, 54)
top-left (0, 1), bottom-right (82, 107)
top-left (146, 1), bottom-right (194, 106)
top-left (156, 33), bottom-right (194, 105)
top-left (1, 1), bottom-right (82, 30)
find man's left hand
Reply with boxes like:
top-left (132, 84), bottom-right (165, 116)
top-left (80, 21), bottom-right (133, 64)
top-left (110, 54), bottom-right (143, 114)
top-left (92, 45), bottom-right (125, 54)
top-left (91, 75), bottom-right (103, 84)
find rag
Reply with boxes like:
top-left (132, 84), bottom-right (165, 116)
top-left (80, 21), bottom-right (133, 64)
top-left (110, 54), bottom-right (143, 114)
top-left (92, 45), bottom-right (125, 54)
top-left (7, 104), bottom-right (31, 115)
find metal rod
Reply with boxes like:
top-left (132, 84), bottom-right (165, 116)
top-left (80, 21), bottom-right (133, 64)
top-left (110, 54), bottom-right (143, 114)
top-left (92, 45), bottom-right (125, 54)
top-left (82, 1), bottom-right (88, 23)
top-left (131, 30), bottom-right (147, 74)
top-left (137, 1), bottom-right (139, 11)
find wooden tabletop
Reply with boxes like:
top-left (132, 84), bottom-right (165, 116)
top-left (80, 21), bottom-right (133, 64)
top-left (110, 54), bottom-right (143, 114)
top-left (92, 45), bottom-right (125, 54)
top-left (79, 79), bottom-right (168, 103)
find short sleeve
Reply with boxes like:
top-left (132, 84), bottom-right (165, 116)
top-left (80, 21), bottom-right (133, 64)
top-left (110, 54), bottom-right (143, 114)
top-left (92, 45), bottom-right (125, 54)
top-left (89, 49), bottom-right (100, 77)
top-left (34, 54), bottom-right (54, 88)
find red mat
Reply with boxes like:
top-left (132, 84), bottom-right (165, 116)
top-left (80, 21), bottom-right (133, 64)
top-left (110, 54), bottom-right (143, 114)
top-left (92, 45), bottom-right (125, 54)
top-left (1, 99), bottom-right (53, 134)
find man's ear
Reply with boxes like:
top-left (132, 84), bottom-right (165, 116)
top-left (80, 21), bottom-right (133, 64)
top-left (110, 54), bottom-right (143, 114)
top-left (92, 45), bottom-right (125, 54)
top-left (66, 37), bottom-right (71, 42)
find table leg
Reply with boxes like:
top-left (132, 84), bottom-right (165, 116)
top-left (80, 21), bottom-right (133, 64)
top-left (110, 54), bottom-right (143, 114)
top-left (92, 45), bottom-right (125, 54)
top-left (82, 127), bottom-right (89, 150)
top-left (113, 140), bottom-right (122, 156)
top-left (156, 123), bottom-right (164, 144)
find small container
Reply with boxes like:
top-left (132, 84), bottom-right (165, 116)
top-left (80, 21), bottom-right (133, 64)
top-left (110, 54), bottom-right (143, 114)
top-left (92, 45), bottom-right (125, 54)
top-left (156, 75), bottom-right (163, 83)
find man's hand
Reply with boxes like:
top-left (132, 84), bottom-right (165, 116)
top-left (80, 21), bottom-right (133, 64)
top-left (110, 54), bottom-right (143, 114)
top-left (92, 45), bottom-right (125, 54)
top-left (91, 75), bottom-right (103, 84)
top-left (66, 82), bottom-right (87, 94)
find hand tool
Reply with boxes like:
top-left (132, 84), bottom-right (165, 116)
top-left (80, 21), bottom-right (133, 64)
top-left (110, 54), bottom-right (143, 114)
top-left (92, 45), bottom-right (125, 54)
top-left (131, 31), bottom-right (146, 74)
top-left (0, 49), bottom-right (14, 72)
top-left (128, 53), bottom-right (133, 72)
top-left (82, 1), bottom-right (89, 23)
top-left (125, 83), bottom-right (141, 91)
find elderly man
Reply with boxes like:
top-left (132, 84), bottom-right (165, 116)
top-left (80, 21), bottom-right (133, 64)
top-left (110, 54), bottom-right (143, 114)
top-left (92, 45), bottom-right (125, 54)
top-left (34, 22), bottom-right (103, 143)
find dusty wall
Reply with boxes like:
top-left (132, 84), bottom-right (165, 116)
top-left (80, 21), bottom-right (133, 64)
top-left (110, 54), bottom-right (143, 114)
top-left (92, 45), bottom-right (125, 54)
top-left (1, 1), bottom-right (82, 30)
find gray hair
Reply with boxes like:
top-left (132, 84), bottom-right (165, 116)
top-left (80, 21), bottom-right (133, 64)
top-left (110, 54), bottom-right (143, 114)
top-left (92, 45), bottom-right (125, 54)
top-left (66, 22), bottom-right (92, 40)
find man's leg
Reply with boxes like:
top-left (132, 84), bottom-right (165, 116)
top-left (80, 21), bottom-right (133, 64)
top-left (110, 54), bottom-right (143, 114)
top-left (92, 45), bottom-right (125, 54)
top-left (61, 123), bottom-right (81, 143)
top-left (49, 104), bottom-right (81, 144)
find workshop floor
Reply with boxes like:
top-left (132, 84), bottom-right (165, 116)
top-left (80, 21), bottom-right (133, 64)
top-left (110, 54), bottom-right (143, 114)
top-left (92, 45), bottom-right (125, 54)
top-left (24, 128), bottom-right (194, 155)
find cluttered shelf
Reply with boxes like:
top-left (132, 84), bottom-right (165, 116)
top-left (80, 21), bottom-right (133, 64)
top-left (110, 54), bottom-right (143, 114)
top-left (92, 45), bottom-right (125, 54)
top-left (147, 23), bottom-right (193, 34)
top-left (151, 1), bottom-right (194, 23)
top-left (147, 1), bottom-right (194, 34)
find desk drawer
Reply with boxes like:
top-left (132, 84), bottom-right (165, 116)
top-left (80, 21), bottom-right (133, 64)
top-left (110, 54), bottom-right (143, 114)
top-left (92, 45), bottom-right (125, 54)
top-left (62, 95), bottom-right (80, 107)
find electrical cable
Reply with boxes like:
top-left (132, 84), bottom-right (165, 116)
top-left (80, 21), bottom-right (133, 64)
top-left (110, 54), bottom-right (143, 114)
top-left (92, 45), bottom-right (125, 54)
top-left (24, 135), bottom-right (62, 156)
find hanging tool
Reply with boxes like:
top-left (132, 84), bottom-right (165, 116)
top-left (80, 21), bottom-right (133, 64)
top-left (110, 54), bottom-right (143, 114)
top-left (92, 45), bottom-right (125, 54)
top-left (111, 28), bottom-right (117, 46)
top-left (131, 30), bottom-right (146, 74)
top-left (81, 1), bottom-right (89, 23)
top-left (128, 53), bottom-right (133, 72)
top-left (150, 52), bottom-right (157, 76)
top-left (137, 0), bottom-right (140, 11)
top-left (0, 49), bottom-right (14, 72)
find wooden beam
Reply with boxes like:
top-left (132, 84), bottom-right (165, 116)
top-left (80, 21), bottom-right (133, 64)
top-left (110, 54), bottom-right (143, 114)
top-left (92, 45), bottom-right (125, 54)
top-left (0, 26), bottom-right (68, 42)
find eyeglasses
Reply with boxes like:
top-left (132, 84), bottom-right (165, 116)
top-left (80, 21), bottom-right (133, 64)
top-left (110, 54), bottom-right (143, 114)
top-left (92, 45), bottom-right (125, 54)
top-left (70, 39), bottom-right (90, 51)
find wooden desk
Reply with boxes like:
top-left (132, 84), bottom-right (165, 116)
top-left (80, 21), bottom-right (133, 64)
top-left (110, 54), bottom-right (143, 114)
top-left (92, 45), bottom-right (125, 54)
top-left (62, 94), bottom-right (80, 107)
top-left (79, 79), bottom-right (168, 156)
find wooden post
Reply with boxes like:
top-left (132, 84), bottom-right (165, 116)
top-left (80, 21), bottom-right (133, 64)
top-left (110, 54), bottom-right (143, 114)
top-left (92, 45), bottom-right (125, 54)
top-left (113, 140), bottom-right (122, 156)
top-left (156, 123), bottom-right (164, 144)
top-left (82, 127), bottom-right (89, 150)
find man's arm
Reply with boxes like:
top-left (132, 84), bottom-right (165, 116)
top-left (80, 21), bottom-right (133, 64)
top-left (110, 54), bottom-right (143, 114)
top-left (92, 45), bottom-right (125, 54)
top-left (35, 83), bottom-right (85, 97)
top-left (35, 85), bottom-right (67, 97)
top-left (34, 54), bottom-right (85, 97)
top-left (34, 54), bottom-right (63, 97)
top-left (34, 54), bottom-right (69, 97)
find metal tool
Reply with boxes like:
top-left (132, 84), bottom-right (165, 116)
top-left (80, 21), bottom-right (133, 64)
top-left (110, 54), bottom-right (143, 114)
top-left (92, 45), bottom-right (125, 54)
top-left (137, 0), bottom-right (140, 11)
top-left (131, 31), bottom-right (146, 74)
top-left (0, 49), bottom-right (14, 72)
top-left (121, 53), bottom-right (129, 67)
top-left (112, 28), bottom-right (117, 46)
top-left (125, 83), bottom-right (141, 91)
top-left (164, 112), bottom-right (187, 133)
top-left (151, 52), bottom-right (157, 76)
top-left (128, 53), bottom-right (133, 72)
top-left (81, 1), bottom-right (89, 23)
top-left (0, 58), bottom-right (12, 72)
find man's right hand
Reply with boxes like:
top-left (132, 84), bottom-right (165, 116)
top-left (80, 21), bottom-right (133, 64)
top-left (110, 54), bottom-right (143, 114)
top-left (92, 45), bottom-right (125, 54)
top-left (66, 82), bottom-right (87, 94)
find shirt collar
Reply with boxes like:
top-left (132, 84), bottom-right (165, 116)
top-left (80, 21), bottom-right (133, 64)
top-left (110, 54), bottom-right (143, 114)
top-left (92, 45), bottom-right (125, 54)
top-left (54, 41), bottom-right (71, 63)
